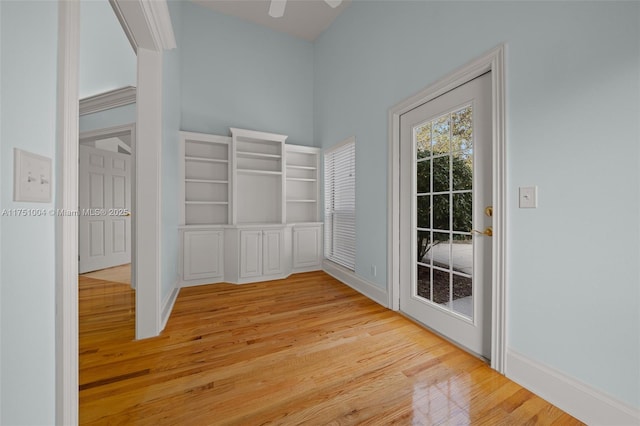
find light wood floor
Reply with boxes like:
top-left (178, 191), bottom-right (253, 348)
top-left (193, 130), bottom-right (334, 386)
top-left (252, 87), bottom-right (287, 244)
top-left (81, 263), bottom-right (131, 285)
top-left (79, 271), bottom-right (582, 425)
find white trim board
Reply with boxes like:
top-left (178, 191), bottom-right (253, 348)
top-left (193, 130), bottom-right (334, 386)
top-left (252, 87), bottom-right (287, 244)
top-left (322, 260), bottom-right (388, 308)
top-left (56, 2), bottom-right (80, 424)
top-left (79, 86), bottom-right (136, 116)
top-left (387, 44), bottom-right (507, 373)
top-left (506, 349), bottom-right (640, 426)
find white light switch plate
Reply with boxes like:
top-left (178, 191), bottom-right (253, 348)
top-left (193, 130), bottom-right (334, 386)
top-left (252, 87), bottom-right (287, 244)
top-left (14, 148), bottom-right (52, 203)
top-left (519, 186), bottom-right (537, 208)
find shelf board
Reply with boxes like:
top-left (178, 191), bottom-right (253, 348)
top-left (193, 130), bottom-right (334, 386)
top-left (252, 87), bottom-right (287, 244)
top-left (185, 179), bottom-right (228, 184)
top-left (185, 201), bottom-right (229, 205)
top-left (286, 178), bottom-right (316, 182)
top-left (185, 156), bottom-right (228, 163)
top-left (287, 165), bottom-right (316, 170)
top-left (237, 169), bottom-right (282, 176)
top-left (286, 199), bottom-right (317, 203)
top-left (237, 151), bottom-right (281, 159)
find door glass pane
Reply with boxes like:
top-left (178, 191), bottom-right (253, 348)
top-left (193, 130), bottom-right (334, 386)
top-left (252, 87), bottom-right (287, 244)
top-left (417, 231), bottom-right (431, 264)
top-left (432, 194), bottom-right (449, 230)
top-left (433, 268), bottom-right (450, 305)
top-left (417, 264), bottom-right (432, 301)
top-left (417, 160), bottom-right (431, 193)
top-left (432, 114), bottom-right (450, 154)
top-left (452, 150), bottom-right (473, 191)
top-left (433, 155), bottom-right (449, 193)
top-left (430, 232), bottom-right (450, 269)
top-left (452, 192), bottom-right (472, 232)
top-left (417, 196), bottom-right (431, 229)
top-left (452, 234), bottom-right (473, 275)
top-left (451, 106), bottom-right (472, 152)
top-left (452, 273), bottom-right (473, 319)
top-left (416, 122), bottom-right (432, 159)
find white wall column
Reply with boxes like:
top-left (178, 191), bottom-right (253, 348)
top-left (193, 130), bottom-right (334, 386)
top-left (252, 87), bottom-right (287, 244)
top-left (135, 47), bottom-right (163, 339)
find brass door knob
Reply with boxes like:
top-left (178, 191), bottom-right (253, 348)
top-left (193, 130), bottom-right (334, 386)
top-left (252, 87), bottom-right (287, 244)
top-left (471, 227), bottom-right (493, 237)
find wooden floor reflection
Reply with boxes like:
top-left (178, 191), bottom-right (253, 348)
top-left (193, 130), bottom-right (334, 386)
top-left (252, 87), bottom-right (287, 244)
top-left (79, 271), bottom-right (582, 425)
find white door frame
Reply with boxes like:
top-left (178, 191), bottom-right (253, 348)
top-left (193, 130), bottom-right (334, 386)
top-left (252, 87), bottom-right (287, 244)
top-left (388, 45), bottom-right (507, 373)
top-left (56, 1), bottom-right (176, 424)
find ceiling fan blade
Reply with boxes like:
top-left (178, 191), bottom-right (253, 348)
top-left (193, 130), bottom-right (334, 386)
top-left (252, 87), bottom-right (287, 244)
top-left (269, 0), bottom-right (287, 18)
top-left (324, 0), bottom-right (343, 8)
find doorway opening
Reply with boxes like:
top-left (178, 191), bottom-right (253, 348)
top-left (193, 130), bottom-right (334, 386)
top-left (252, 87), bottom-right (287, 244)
top-left (78, 125), bottom-right (135, 279)
top-left (77, 0), bottom-right (138, 340)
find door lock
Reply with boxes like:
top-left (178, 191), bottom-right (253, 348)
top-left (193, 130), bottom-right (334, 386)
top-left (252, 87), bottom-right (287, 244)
top-left (484, 206), bottom-right (493, 217)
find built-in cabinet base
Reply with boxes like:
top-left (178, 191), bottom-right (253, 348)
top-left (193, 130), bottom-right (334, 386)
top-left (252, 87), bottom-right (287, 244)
top-left (179, 223), bottom-right (322, 287)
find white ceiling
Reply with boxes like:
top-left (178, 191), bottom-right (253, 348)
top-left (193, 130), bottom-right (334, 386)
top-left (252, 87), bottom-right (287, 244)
top-left (191, 0), bottom-right (351, 42)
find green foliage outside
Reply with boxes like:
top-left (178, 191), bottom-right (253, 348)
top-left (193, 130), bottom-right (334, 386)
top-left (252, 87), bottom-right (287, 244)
top-left (416, 107), bottom-right (473, 262)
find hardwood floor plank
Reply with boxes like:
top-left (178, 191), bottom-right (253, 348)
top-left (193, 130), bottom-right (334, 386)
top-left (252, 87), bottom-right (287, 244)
top-left (79, 271), bottom-right (583, 425)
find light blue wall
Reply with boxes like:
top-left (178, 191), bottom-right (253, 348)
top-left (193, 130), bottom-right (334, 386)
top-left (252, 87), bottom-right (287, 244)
top-left (161, 0), bottom-right (182, 302)
top-left (0, 2), bottom-right (3, 421)
top-left (80, 0), bottom-right (136, 98)
top-left (180, 2), bottom-right (314, 146)
top-left (314, 0), bottom-right (639, 408)
top-left (79, 103), bottom-right (136, 133)
top-left (0, 1), bottom-right (58, 424)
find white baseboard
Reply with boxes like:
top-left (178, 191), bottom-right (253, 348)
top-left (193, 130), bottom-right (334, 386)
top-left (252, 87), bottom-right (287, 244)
top-left (180, 277), bottom-right (224, 287)
top-left (322, 260), bottom-right (388, 308)
top-left (506, 349), bottom-right (640, 425)
top-left (292, 264), bottom-right (322, 274)
top-left (160, 285), bottom-right (179, 331)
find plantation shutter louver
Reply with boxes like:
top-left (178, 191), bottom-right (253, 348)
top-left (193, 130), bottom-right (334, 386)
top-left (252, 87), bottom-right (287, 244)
top-left (324, 137), bottom-right (356, 270)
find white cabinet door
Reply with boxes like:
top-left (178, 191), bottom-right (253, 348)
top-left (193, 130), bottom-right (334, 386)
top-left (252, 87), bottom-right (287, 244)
top-left (240, 230), bottom-right (263, 278)
top-left (263, 229), bottom-right (284, 276)
top-left (293, 225), bottom-right (322, 270)
top-left (183, 230), bottom-right (224, 281)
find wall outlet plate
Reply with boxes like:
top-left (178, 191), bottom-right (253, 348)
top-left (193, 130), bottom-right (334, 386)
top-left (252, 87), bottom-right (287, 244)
top-left (14, 148), bottom-right (52, 203)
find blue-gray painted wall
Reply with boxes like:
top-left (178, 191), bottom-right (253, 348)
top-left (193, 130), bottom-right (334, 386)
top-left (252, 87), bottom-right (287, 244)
top-left (313, 0), bottom-right (639, 408)
top-left (179, 1), bottom-right (315, 146)
top-left (1, 2), bottom-right (58, 423)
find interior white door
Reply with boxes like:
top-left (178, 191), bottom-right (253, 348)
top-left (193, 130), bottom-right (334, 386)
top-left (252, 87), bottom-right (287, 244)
top-left (399, 72), bottom-right (492, 358)
top-left (79, 145), bottom-right (131, 273)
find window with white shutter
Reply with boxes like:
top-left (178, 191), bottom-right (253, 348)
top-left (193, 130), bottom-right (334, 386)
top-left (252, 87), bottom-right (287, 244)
top-left (324, 137), bottom-right (356, 270)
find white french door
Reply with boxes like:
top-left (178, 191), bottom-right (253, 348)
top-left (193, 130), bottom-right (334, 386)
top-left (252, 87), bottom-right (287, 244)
top-left (79, 145), bottom-right (132, 273)
top-left (399, 72), bottom-right (492, 358)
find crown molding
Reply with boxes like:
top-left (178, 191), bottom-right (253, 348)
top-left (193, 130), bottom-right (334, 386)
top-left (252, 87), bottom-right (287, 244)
top-left (140, 0), bottom-right (177, 50)
top-left (110, 0), bottom-right (176, 53)
top-left (79, 86), bottom-right (136, 116)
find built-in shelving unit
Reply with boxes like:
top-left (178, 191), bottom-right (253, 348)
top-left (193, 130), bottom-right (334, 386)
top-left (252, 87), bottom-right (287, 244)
top-left (180, 132), bottom-right (231, 225)
top-left (231, 128), bottom-right (287, 225)
top-left (285, 144), bottom-right (320, 223)
top-left (179, 128), bottom-right (323, 287)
